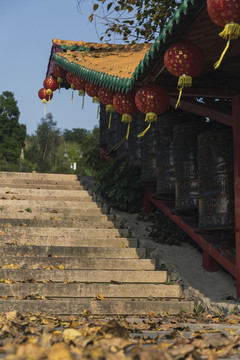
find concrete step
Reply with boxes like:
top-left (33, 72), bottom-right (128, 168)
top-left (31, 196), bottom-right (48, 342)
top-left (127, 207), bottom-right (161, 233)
top-left (0, 227), bottom-right (129, 237)
top-left (0, 172), bottom-right (79, 181)
top-left (0, 193), bottom-right (93, 201)
top-left (0, 188), bottom-right (90, 196)
top-left (0, 257), bottom-right (156, 270)
top-left (0, 207), bottom-right (106, 216)
top-left (0, 299), bottom-right (194, 315)
top-left (0, 269), bottom-right (167, 283)
top-left (0, 199), bottom-right (101, 209)
top-left (0, 283), bottom-right (182, 298)
top-left (0, 245), bottom-right (145, 258)
top-left (0, 178), bottom-right (83, 186)
top-left (0, 183), bottom-right (84, 190)
top-left (0, 236), bottom-right (137, 248)
top-left (0, 213), bottom-right (112, 221)
top-left (0, 218), bottom-right (119, 228)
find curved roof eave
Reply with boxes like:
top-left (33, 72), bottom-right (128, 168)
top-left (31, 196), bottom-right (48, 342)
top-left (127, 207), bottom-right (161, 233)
top-left (51, 0), bottom-right (204, 93)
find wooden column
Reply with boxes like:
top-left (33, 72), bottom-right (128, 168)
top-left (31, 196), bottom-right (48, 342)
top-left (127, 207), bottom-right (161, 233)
top-left (232, 96), bottom-right (240, 298)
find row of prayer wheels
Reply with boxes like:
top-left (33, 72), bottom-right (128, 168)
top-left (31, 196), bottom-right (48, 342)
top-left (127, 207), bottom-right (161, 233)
top-left (99, 104), bottom-right (234, 232)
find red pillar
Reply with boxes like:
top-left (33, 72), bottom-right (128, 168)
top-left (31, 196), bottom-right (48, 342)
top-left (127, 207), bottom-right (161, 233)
top-left (232, 96), bottom-right (240, 298)
top-left (142, 190), bottom-right (151, 214)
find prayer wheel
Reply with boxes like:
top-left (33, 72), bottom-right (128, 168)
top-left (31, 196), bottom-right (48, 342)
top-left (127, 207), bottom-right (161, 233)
top-left (155, 113), bottom-right (183, 199)
top-left (198, 129), bottom-right (234, 231)
top-left (117, 117), bottom-right (128, 159)
top-left (99, 103), bottom-right (108, 147)
top-left (140, 122), bottom-right (157, 184)
top-left (173, 121), bottom-right (208, 214)
top-left (106, 110), bottom-right (119, 157)
top-left (128, 113), bottom-right (143, 168)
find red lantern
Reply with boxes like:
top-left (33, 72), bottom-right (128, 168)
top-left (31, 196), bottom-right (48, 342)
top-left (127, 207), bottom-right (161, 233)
top-left (207, 0), bottom-right (240, 69)
top-left (135, 85), bottom-right (170, 137)
top-left (113, 90), bottom-right (138, 140)
top-left (85, 82), bottom-right (100, 103)
top-left (43, 77), bottom-right (58, 92)
top-left (98, 87), bottom-right (116, 129)
top-left (38, 88), bottom-right (53, 114)
top-left (72, 76), bottom-right (86, 95)
top-left (66, 72), bottom-right (74, 86)
top-left (52, 64), bottom-right (67, 91)
top-left (72, 75), bottom-right (86, 108)
top-left (164, 41), bottom-right (204, 108)
top-left (38, 88), bottom-right (53, 102)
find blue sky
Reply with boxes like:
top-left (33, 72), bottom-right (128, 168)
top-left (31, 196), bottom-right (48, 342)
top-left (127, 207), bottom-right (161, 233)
top-left (0, 0), bottom-right (109, 135)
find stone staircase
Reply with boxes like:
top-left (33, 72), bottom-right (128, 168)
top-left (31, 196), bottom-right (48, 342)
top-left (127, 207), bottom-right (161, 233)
top-left (0, 172), bottom-right (194, 315)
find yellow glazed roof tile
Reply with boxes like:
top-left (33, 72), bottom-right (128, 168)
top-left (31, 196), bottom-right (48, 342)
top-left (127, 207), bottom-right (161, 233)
top-left (52, 39), bottom-right (152, 79)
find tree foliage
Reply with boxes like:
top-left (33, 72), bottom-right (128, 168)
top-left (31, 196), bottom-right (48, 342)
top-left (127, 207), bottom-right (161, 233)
top-left (78, 0), bottom-right (181, 43)
top-left (63, 128), bottom-right (89, 144)
top-left (24, 113), bottom-right (99, 175)
top-left (0, 91), bottom-right (26, 163)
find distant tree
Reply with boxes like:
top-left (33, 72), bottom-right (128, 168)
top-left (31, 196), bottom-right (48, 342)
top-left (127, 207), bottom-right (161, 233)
top-left (63, 128), bottom-right (89, 144)
top-left (0, 91), bottom-right (26, 163)
top-left (35, 113), bottom-right (61, 171)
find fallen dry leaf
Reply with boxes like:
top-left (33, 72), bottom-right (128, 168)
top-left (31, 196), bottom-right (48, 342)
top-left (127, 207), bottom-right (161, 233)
top-left (96, 293), bottom-right (108, 301)
top-left (3, 263), bottom-right (20, 269)
top-left (63, 328), bottom-right (81, 342)
top-left (57, 265), bottom-right (65, 270)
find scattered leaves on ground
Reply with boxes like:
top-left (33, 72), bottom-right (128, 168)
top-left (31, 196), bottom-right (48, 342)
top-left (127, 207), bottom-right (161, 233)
top-left (0, 312), bottom-right (238, 359)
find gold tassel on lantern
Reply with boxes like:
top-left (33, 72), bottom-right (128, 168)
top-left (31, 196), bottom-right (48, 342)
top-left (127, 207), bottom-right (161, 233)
top-left (78, 90), bottom-right (85, 109)
top-left (175, 74), bottom-right (192, 109)
top-left (46, 89), bottom-right (52, 103)
top-left (71, 84), bottom-right (74, 103)
top-left (138, 112), bottom-right (157, 138)
top-left (42, 99), bottom-right (47, 114)
top-left (106, 104), bottom-right (115, 129)
top-left (57, 77), bottom-right (63, 92)
top-left (121, 114), bottom-right (132, 140)
top-left (214, 23), bottom-right (240, 69)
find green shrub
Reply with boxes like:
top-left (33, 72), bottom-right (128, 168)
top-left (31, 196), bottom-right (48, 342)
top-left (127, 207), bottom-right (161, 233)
top-left (95, 157), bottom-right (144, 213)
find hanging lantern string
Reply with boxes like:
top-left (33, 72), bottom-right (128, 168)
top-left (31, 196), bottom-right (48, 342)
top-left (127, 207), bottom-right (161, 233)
top-left (105, 136), bottom-right (126, 155)
top-left (42, 99), bottom-right (47, 115)
top-left (82, 95), bottom-right (85, 110)
top-left (71, 84), bottom-right (74, 103)
top-left (108, 113), bottom-right (112, 130)
top-left (97, 104), bottom-right (100, 119)
top-left (138, 124), bottom-right (151, 138)
top-left (214, 39), bottom-right (230, 69)
top-left (214, 23), bottom-right (240, 69)
top-left (175, 86), bottom-right (184, 109)
top-left (126, 124), bottom-right (131, 140)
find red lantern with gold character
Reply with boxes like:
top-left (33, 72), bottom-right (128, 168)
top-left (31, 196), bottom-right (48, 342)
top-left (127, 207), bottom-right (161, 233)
top-left (113, 90), bottom-right (138, 140)
top-left (207, 0), bottom-right (240, 69)
top-left (72, 75), bottom-right (86, 108)
top-left (98, 87), bottom-right (116, 129)
top-left (135, 85), bottom-right (170, 137)
top-left (52, 64), bottom-right (67, 91)
top-left (164, 41), bottom-right (204, 108)
top-left (38, 88), bottom-right (53, 114)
